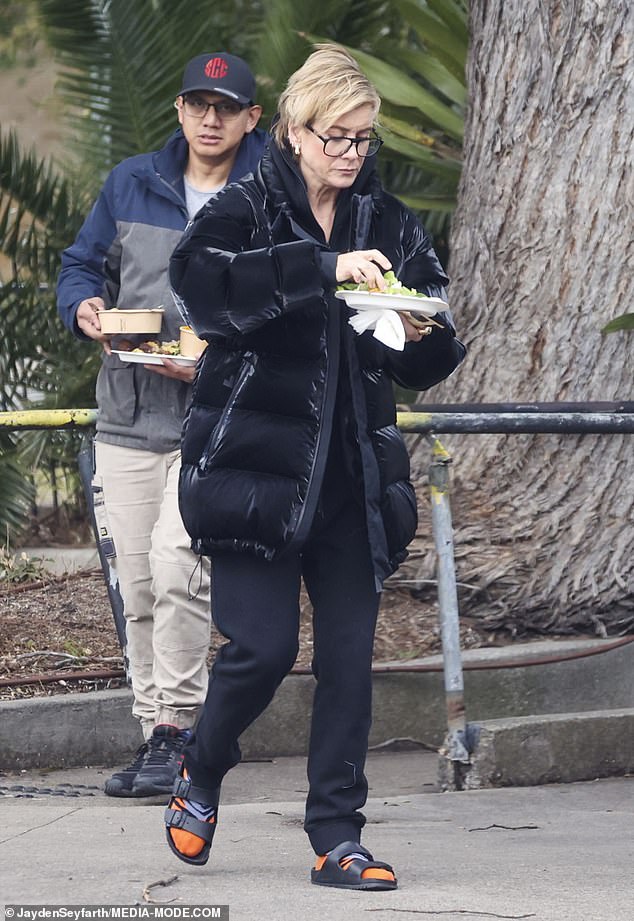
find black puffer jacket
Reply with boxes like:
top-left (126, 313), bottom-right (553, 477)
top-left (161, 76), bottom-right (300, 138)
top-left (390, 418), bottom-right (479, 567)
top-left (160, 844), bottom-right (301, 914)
top-left (170, 142), bottom-right (466, 587)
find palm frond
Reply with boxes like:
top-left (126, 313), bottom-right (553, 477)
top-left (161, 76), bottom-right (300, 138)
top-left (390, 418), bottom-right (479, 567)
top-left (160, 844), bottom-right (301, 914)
top-left (0, 435), bottom-right (36, 543)
top-left (425, 0), bottom-right (469, 43)
top-left (395, 0), bottom-right (468, 81)
top-left (377, 40), bottom-right (467, 108)
top-left (0, 128), bottom-right (92, 411)
top-left (0, 128), bottom-right (86, 278)
top-left (340, 43), bottom-right (464, 140)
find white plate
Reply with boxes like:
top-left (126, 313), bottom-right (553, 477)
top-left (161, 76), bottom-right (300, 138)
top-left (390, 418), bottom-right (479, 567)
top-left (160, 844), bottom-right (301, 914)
top-left (335, 290), bottom-right (448, 316)
top-left (112, 349), bottom-right (197, 366)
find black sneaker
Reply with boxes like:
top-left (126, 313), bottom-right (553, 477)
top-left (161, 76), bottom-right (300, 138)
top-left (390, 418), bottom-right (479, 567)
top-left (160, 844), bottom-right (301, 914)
top-left (131, 724), bottom-right (192, 797)
top-left (104, 742), bottom-right (149, 797)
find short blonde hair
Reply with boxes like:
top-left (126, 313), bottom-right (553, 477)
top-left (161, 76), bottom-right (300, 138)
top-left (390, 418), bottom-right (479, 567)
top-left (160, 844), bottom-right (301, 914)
top-left (273, 44), bottom-right (381, 147)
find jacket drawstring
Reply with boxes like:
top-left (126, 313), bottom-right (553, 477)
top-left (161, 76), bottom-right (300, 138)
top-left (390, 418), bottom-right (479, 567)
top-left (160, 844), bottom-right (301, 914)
top-left (187, 555), bottom-right (205, 601)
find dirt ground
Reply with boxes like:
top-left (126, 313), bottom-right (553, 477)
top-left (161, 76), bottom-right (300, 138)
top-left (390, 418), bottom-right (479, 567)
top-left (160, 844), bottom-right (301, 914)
top-left (0, 561), bottom-right (492, 700)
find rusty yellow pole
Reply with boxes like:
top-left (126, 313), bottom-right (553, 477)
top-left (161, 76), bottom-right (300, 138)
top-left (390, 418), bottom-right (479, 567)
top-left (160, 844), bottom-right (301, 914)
top-left (395, 410), bottom-right (433, 432)
top-left (0, 409), bottom-right (98, 430)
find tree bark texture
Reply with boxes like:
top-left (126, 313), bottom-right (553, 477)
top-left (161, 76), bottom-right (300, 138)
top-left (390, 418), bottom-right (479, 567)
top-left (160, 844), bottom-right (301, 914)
top-left (410, 0), bottom-right (634, 635)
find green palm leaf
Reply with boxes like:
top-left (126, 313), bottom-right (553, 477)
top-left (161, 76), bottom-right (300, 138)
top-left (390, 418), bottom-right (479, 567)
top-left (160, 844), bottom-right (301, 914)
top-left (377, 41), bottom-right (467, 108)
top-left (0, 128), bottom-right (91, 409)
top-left (380, 130), bottom-right (461, 178)
top-left (426, 0), bottom-right (469, 40)
top-left (397, 193), bottom-right (457, 212)
top-left (340, 44), bottom-right (464, 140)
top-left (601, 313), bottom-right (634, 334)
top-left (252, 0), bottom-right (400, 121)
top-left (395, 0), bottom-right (468, 81)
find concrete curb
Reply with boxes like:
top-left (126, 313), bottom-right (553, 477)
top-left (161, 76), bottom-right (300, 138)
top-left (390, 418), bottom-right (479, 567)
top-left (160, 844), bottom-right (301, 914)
top-left (21, 544), bottom-right (100, 575)
top-left (2, 638), bottom-right (633, 787)
top-left (439, 708), bottom-right (634, 790)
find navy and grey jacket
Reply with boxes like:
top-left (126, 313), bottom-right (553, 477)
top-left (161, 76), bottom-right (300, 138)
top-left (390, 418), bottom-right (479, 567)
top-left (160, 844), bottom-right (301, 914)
top-left (170, 141), bottom-right (466, 587)
top-left (57, 127), bottom-right (267, 452)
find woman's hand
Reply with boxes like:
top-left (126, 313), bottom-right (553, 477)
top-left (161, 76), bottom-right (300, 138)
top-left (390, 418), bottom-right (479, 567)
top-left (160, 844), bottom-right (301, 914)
top-left (398, 312), bottom-right (434, 343)
top-left (336, 250), bottom-right (392, 289)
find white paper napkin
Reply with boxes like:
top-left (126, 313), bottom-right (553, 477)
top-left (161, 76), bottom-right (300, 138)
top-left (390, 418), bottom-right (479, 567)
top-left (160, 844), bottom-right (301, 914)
top-left (348, 308), bottom-right (406, 350)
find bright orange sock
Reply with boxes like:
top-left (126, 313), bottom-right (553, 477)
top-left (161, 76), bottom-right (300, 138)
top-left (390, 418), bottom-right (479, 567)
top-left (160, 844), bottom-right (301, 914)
top-left (168, 798), bottom-right (215, 858)
top-left (167, 770), bottom-right (216, 858)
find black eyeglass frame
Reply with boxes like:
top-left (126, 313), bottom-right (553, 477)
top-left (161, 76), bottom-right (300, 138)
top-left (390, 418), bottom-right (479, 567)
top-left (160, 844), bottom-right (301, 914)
top-left (305, 124), bottom-right (383, 158)
top-left (175, 94), bottom-right (249, 120)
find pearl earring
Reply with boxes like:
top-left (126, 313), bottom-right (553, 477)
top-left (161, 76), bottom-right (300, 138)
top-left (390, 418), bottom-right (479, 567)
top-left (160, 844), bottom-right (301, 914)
top-left (293, 143), bottom-right (301, 157)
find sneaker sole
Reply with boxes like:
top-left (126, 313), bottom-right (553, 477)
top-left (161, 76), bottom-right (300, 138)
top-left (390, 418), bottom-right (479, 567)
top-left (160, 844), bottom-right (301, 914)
top-left (132, 781), bottom-right (175, 797)
top-left (105, 784), bottom-right (158, 798)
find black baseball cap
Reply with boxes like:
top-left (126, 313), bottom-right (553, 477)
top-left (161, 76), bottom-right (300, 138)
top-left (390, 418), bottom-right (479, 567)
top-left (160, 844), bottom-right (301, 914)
top-left (178, 53), bottom-right (256, 105)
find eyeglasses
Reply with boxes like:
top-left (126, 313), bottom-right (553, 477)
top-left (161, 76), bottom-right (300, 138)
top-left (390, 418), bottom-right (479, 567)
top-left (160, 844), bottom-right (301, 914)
top-left (305, 124), bottom-right (383, 158)
top-left (175, 94), bottom-right (248, 120)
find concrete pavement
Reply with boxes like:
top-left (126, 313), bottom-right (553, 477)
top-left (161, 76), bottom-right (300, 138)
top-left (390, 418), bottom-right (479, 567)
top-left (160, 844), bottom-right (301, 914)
top-left (1, 752), bottom-right (633, 921)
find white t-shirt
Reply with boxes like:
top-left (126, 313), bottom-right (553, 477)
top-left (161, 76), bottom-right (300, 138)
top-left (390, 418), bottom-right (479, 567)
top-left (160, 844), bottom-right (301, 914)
top-left (184, 178), bottom-right (223, 220)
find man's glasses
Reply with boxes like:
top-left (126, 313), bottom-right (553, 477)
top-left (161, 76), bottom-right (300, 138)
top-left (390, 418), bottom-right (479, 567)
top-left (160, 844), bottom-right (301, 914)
top-left (305, 124), bottom-right (383, 158)
top-left (176, 94), bottom-right (248, 121)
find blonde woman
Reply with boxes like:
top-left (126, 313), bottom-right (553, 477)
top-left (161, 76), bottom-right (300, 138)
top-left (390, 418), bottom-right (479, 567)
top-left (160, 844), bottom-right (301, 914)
top-left (164, 44), bottom-right (465, 890)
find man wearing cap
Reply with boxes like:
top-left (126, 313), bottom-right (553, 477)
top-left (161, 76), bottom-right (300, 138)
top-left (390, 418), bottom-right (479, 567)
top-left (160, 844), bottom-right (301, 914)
top-left (57, 53), bottom-right (265, 798)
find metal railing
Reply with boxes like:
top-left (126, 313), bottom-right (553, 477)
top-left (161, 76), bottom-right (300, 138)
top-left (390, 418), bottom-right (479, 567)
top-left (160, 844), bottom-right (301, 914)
top-left (3, 403), bottom-right (634, 433)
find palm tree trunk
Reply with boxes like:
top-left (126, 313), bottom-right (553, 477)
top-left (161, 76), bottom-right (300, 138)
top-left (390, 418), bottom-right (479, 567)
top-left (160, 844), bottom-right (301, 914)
top-left (411, 0), bottom-right (634, 635)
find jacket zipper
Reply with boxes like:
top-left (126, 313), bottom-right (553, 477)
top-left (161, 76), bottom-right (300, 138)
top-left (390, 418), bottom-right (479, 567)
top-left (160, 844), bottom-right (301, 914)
top-left (156, 174), bottom-right (189, 220)
top-left (200, 353), bottom-right (257, 472)
top-left (285, 303), bottom-right (340, 551)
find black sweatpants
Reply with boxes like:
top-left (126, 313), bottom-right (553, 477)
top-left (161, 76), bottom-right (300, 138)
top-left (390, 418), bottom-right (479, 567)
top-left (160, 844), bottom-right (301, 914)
top-left (183, 467), bottom-right (381, 855)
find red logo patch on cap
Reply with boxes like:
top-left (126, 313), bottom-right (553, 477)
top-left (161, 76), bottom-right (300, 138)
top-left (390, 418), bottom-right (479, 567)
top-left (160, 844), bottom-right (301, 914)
top-left (205, 57), bottom-right (229, 80)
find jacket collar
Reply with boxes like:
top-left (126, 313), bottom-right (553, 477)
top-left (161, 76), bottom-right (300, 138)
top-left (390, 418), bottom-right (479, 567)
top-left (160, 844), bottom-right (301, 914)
top-left (153, 128), bottom-right (190, 191)
top-left (261, 137), bottom-right (382, 248)
top-left (132, 127), bottom-right (268, 201)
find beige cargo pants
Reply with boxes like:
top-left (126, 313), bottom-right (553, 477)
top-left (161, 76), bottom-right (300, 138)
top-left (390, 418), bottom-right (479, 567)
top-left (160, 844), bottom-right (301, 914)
top-left (95, 442), bottom-right (211, 739)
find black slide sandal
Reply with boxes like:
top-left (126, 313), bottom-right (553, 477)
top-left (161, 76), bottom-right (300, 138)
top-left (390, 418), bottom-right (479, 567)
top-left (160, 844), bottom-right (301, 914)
top-left (311, 840), bottom-right (398, 891)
